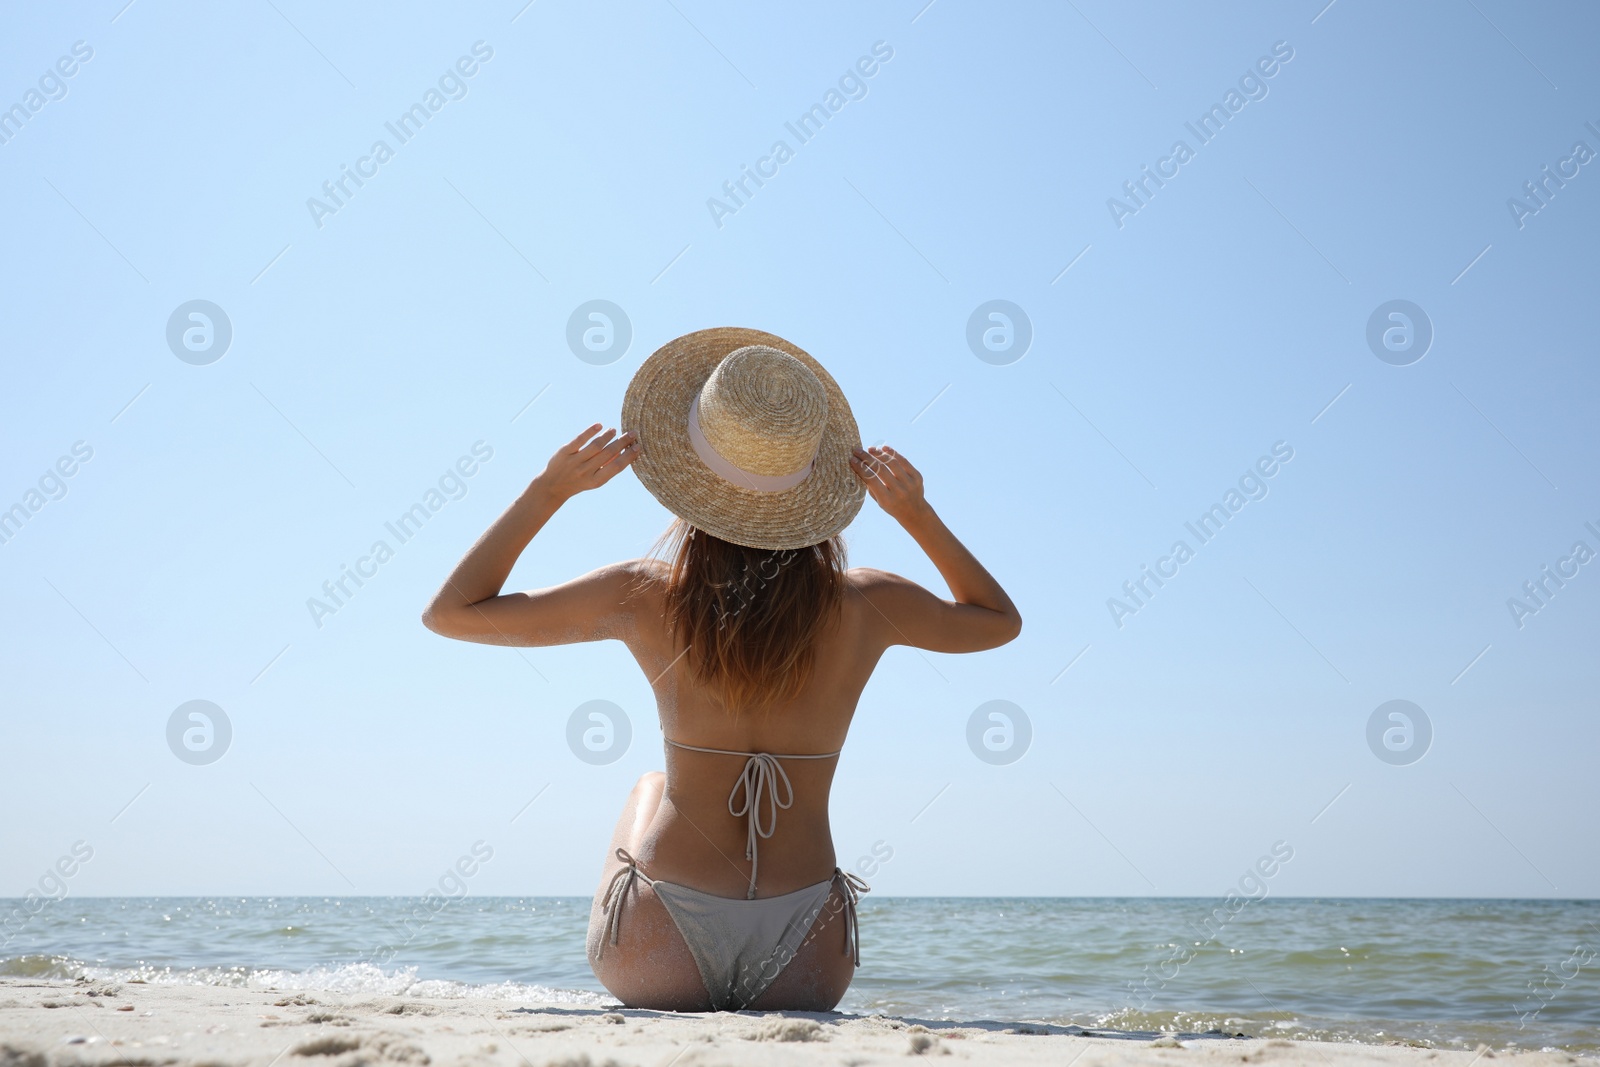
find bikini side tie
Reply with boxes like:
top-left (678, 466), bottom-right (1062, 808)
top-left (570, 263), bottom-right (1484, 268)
top-left (664, 739), bottom-right (840, 899)
top-left (831, 868), bottom-right (871, 966)
top-left (597, 847), bottom-right (653, 959)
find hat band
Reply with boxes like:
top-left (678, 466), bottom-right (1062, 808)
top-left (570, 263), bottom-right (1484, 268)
top-left (687, 393), bottom-right (815, 493)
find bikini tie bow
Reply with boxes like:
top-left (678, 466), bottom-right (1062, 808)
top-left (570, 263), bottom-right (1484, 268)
top-left (726, 753), bottom-right (795, 899)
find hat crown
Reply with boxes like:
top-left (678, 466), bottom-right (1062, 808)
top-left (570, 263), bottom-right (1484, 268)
top-left (696, 345), bottom-right (828, 478)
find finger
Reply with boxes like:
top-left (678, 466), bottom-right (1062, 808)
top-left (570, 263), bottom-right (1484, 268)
top-left (575, 427), bottom-right (618, 459)
top-left (603, 441), bottom-right (642, 477)
top-left (858, 445), bottom-right (891, 466)
top-left (886, 449), bottom-right (920, 480)
top-left (850, 467), bottom-right (886, 496)
top-left (593, 447), bottom-right (638, 485)
top-left (850, 453), bottom-right (888, 488)
top-left (590, 431), bottom-right (636, 466)
top-left (861, 448), bottom-right (899, 484)
top-left (565, 423), bottom-right (604, 452)
top-left (875, 446), bottom-right (919, 484)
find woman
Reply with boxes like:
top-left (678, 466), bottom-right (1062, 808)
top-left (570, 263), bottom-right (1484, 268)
top-left (423, 327), bottom-right (1020, 1012)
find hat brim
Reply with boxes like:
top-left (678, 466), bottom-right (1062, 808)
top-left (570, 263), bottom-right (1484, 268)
top-left (621, 327), bottom-right (865, 550)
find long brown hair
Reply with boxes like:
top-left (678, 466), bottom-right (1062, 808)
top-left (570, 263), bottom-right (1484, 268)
top-left (648, 519), bottom-right (846, 714)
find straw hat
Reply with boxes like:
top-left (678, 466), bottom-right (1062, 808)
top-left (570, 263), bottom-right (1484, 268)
top-left (621, 326), bottom-right (865, 550)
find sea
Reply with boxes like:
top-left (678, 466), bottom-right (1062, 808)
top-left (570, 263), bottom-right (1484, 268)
top-left (2, 897), bottom-right (1595, 1051)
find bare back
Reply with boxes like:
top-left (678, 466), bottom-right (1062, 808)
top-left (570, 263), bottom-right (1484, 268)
top-left (612, 561), bottom-right (892, 898)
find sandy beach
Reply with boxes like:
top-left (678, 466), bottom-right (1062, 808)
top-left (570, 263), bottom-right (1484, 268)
top-left (1, 978), bottom-right (1590, 1067)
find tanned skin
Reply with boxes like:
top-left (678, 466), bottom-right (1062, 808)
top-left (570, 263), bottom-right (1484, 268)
top-left (423, 424), bottom-right (1020, 1010)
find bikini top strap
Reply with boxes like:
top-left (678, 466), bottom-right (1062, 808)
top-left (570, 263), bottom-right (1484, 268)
top-left (663, 738), bottom-right (843, 759)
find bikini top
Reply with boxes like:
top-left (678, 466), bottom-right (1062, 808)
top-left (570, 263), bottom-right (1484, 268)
top-left (663, 737), bottom-right (842, 899)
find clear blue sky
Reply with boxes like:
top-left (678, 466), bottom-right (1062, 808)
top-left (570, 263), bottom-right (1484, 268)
top-left (3, 0), bottom-right (1596, 900)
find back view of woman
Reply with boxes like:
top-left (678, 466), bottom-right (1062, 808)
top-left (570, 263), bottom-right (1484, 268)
top-left (423, 328), bottom-right (1020, 1012)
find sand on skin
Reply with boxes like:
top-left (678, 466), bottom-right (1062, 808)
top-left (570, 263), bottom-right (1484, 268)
top-left (1, 978), bottom-right (1592, 1067)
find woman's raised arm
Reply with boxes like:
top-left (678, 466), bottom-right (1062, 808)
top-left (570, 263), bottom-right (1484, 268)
top-left (847, 445), bottom-right (1022, 654)
top-left (421, 424), bottom-right (639, 646)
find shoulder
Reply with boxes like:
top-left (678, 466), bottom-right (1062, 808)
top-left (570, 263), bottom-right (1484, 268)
top-left (845, 566), bottom-right (917, 594)
top-left (839, 567), bottom-right (935, 650)
top-left (552, 558), bottom-right (669, 610)
top-left (842, 566), bottom-right (928, 622)
top-left (612, 557), bottom-right (669, 596)
top-left (619, 557), bottom-right (670, 579)
top-left (571, 559), bottom-right (668, 645)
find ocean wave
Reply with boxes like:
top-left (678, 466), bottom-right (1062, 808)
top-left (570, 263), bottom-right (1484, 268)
top-left (0, 955), bottom-right (79, 980)
top-left (1, 954), bottom-right (611, 1007)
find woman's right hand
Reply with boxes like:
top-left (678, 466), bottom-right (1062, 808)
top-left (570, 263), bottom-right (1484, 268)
top-left (424, 423), bottom-right (640, 644)
top-left (533, 423), bottom-right (638, 501)
top-left (850, 445), bottom-right (931, 525)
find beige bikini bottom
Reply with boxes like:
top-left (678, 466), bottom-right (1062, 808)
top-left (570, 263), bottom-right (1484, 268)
top-left (597, 847), bottom-right (869, 1011)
